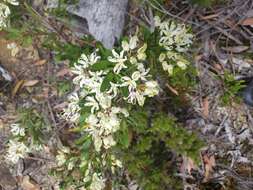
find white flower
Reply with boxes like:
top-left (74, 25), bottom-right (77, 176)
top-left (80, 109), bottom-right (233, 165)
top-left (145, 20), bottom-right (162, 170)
top-left (95, 93), bottom-right (111, 110)
top-left (130, 56), bottom-right (138, 64)
top-left (113, 62), bottom-right (127, 74)
top-left (159, 53), bottom-right (166, 62)
top-left (89, 51), bottom-right (101, 65)
top-left (91, 129), bottom-right (103, 152)
top-left (129, 35), bottom-right (138, 50)
top-left (0, 1), bottom-right (18, 29)
top-left (72, 65), bottom-right (88, 87)
top-left (10, 123), bottom-right (25, 136)
top-left (122, 40), bottom-right (129, 51)
top-left (85, 96), bottom-right (99, 113)
top-left (144, 81), bottom-right (159, 97)
top-left (108, 49), bottom-right (127, 74)
top-left (103, 135), bottom-right (116, 149)
top-left (7, 42), bottom-right (19, 57)
top-left (177, 60), bottom-right (188, 70)
top-left (63, 92), bottom-right (81, 123)
top-left (77, 52), bottom-right (100, 68)
top-left (154, 16), bottom-right (161, 27)
top-left (72, 53), bottom-right (101, 88)
top-left (132, 71), bottom-right (141, 81)
top-left (4, 0), bottom-right (19, 6)
top-left (162, 62), bottom-right (173, 75)
top-left (100, 113), bottom-right (120, 135)
top-left (121, 71), bottom-right (141, 92)
top-left (111, 107), bottom-right (129, 117)
top-left (137, 43), bottom-right (147, 60)
top-left (0, 3), bottom-right (10, 28)
top-left (0, 3), bottom-right (10, 18)
top-left (126, 91), bottom-right (145, 106)
top-left (108, 49), bottom-right (126, 63)
top-left (31, 144), bottom-right (43, 151)
top-left (107, 82), bottom-right (119, 98)
top-left (111, 155), bottom-right (123, 168)
top-left (121, 36), bottom-right (138, 52)
top-left (56, 152), bottom-right (66, 166)
top-left (86, 114), bottom-right (98, 126)
top-left (78, 54), bottom-right (88, 65)
top-left (5, 140), bottom-right (29, 164)
top-left (90, 173), bottom-right (106, 190)
top-left (136, 64), bottom-right (150, 81)
top-left (68, 161), bottom-right (75, 170)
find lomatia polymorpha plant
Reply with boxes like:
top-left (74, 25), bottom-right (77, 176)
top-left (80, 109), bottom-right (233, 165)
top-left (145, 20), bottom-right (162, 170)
top-left (56, 16), bottom-right (196, 189)
top-left (4, 13), bottom-right (202, 190)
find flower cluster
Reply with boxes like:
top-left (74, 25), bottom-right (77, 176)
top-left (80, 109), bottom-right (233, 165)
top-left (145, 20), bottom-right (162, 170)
top-left (0, 0), bottom-right (19, 29)
top-left (64, 35), bottom-right (159, 152)
top-left (62, 35), bottom-right (159, 189)
top-left (10, 123), bottom-right (25, 136)
top-left (154, 16), bottom-right (193, 75)
top-left (5, 139), bottom-right (29, 164)
top-left (154, 16), bottom-right (193, 52)
top-left (159, 51), bottom-right (190, 75)
top-left (5, 123), bottom-right (44, 164)
top-left (5, 123), bottom-right (29, 163)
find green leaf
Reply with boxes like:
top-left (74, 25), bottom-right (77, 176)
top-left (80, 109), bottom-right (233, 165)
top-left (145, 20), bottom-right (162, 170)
top-left (118, 120), bottom-right (131, 148)
top-left (90, 60), bottom-right (113, 71)
top-left (100, 72), bottom-right (114, 92)
top-left (96, 42), bottom-right (111, 58)
top-left (121, 86), bottom-right (129, 97)
top-left (75, 135), bottom-right (91, 145)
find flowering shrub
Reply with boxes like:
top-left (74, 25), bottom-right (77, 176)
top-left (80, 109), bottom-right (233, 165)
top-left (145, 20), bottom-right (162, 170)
top-left (54, 15), bottom-right (202, 189)
top-left (4, 14), bottom-right (202, 190)
top-left (0, 0), bottom-right (18, 29)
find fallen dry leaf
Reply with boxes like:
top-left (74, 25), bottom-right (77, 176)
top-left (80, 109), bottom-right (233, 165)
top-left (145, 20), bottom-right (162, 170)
top-left (180, 156), bottom-right (196, 174)
top-left (56, 68), bottom-right (71, 77)
top-left (222, 46), bottom-right (249, 53)
top-left (34, 59), bottom-right (47, 66)
top-left (12, 80), bottom-right (25, 98)
top-left (20, 176), bottom-right (40, 190)
top-left (23, 80), bottom-right (39, 87)
top-left (203, 155), bottom-right (216, 182)
top-left (200, 13), bottom-right (220, 20)
top-left (213, 63), bottom-right (222, 71)
top-left (241, 17), bottom-right (253, 26)
top-left (53, 102), bottom-right (68, 110)
top-left (202, 97), bottom-right (209, 117)
top-left (166, 83), bottom-right (179, 96)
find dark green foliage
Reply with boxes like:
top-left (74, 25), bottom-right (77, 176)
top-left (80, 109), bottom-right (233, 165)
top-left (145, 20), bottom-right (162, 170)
top-left (49, 0), bottom-right (80, 19)
top-left (153, 113), bottom-right (203, 161)
top-left (57, 80), bottom-right (72, 97)
top-left (190, 0), bottom-right (214, 6)
top-left (220, 72), bottom-right (245, 105)
top-left (4, 27), bottom-right (33, 46)
top-left (118, 110), bottom-right (204, 190)
top-left (169, 64), bottom-right (198, 92)
top-left (18, 108), bottom-right (49, 143)
top-left (189, 0), bottom-right (227, 7)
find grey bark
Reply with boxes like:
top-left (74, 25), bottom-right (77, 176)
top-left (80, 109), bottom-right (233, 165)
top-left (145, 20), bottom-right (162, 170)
top-left (67, 0), bottom-right (128, 49)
